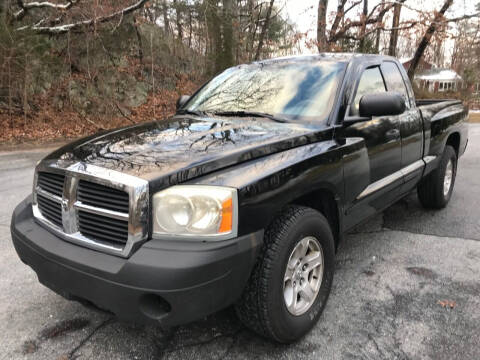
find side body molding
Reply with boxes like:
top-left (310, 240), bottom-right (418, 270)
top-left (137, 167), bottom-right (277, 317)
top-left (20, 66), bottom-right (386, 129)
top-left (356, 156), bottom-right (437, 200)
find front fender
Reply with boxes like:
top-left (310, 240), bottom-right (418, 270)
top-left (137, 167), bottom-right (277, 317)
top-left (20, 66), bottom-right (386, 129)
top-left (190, 138), bottom-right (366, 237)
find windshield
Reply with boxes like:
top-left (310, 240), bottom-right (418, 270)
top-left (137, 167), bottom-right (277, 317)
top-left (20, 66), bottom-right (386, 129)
top-left (185, 60), bottom-right (346, 122)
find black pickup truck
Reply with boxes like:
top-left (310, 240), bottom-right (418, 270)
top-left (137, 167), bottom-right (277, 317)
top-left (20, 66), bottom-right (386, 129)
top-left (11, 54), bottom-right (468, 343)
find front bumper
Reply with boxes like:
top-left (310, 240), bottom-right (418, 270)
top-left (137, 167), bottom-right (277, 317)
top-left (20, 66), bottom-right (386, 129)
top-left (11, 196), bottom-right (263, 327)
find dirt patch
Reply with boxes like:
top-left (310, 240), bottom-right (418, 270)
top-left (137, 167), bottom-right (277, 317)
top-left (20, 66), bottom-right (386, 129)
top-left (40, 318), bottom-right (91, 340)
top-left (20, 318), bottom-right (93, 357)
top-left (21, 340), bottom-right (39, 355)
top-left (406, 266), bottom-right (438, 280)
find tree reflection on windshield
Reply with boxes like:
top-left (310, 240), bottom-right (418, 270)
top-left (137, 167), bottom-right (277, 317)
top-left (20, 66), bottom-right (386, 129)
top-left (186, 60), bottom-right (346, 121)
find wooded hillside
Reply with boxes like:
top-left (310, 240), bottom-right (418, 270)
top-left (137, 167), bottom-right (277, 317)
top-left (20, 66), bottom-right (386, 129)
top-left (0, 0), bottom-right (297, 143)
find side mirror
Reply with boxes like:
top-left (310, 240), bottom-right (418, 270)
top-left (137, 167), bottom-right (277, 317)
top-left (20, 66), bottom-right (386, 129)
top-left (359, 92), bottom-right (406, 118)
top-left (176, 95), bottom-right (190, 110)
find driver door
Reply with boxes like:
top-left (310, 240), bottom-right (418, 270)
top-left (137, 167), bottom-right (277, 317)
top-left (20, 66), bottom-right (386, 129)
top-left (342, 66), bottom-right (403, 227)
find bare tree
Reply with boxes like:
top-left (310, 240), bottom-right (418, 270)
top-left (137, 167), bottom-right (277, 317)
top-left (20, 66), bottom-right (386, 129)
top-left (0, 0), bottom-right (304, 143)
top-left (407, 0), bottom-right (453, 80)
top-left (375, 0), bottom-right (385, 52)
top-left (358, 0), bottom-right (368, 52)
top-left (162, 0), bottom-right (170, 34)
top-left (388, 1), bottom-right (402, 56)
top-left (317, 0), bottom-right (407, 51)
top-left (13, 0), bottom-right (150, 34)
top-left (222, 0), bottom-right (234, 67)
top-left (317, 0), bottom-right (328, 52)
top-left (13, 0), bottom-right (79, 21)
top-left (173, 0), bottom-right (183, 40)
top-left (206, 0), bottom-right (222, 73)
top-left (246, 0), bottom-right (256, 54)
top-left (254, 0), bottom-right (274, 60)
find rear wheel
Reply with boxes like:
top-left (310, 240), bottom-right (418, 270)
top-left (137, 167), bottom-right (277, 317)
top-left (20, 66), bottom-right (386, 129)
top-left (417, 145), bottom-right (457, 209)
top-left (235, 206), bottom-right (335, 343)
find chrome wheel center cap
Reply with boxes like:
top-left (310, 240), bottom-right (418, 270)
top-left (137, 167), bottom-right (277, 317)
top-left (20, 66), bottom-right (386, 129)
top-left (295, 268), bottom-right (303, 279)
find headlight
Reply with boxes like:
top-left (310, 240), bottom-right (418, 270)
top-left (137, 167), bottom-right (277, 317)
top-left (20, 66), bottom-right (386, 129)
top-left (152, 185), bottom-right (238, 239)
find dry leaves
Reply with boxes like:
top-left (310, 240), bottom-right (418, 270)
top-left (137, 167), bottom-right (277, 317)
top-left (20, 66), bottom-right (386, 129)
top-left (0, 76), bottom-right (201, 145)
top-left (437, 300), bottom-right (457, 309)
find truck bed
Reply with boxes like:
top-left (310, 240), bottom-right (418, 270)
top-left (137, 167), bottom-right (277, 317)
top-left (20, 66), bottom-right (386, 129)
top-left (416, 99), bottom-right (461, 107)
top-left (416, 98), bottom-right (468, 168)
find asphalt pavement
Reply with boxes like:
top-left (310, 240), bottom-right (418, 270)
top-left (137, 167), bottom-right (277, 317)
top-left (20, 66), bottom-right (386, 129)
top-left (1, 125), bottom-right (479, 360)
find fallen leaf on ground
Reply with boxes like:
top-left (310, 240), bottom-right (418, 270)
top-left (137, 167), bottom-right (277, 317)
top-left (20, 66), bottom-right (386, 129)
top-left (437, 300), bottom-right (456, 309)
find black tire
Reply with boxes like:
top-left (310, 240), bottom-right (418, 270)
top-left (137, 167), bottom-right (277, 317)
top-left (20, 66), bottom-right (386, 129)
top-left (235, 205), bottom-right (335, 343)
top-left (417, 145), bottom-right (457, 209)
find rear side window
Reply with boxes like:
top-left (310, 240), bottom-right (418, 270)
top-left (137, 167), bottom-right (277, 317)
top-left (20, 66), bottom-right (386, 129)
top-left (351, 67), bottom-right (386, 116)
top-left (381, 61), bottom-right (411, 109)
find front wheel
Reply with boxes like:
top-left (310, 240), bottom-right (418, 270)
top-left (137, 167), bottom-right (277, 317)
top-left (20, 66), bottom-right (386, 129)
top-left (235, 206), bottom-right (335, 343)
top-left (417, 145), bottom-right (457, 209)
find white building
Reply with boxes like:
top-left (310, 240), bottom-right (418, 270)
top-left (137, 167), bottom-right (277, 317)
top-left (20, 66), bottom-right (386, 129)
top-left (416, 69), bottom-right (462, 93)
top-left (401, 58), bottom-right (462, 93)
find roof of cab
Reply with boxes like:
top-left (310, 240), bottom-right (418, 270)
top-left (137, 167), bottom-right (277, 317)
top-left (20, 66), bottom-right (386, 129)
top-left (252, 53), bottom-right (397, 66)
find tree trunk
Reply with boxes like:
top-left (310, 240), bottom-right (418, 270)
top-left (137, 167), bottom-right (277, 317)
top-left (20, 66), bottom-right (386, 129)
top-left (246, 0), bottom-right (255, 54)
top-left (0, 0), bottom-right (6, 22)
top-left (388, 2), bottom-right (402, 56)
top-left (173, 0), bottom-right (183, 41)
top-left (358, 0), bottom-right (368, 52)
top-left (248, 0), bottom-right (262, 59)
top-left (317, 0), bottom-right (328, 52)
top-left (206, 0), bottom-right (222, 74)
top-left (188, 6), bottom-right (193, 48)
top-left (254, 0), bottom-right (274, 60)
top-left (433, 21), bottom-right (446, 67)
top-left (407, 0), bottom-right (453, 81)
top-left (375, 0), bottom-right (385, 53)
top-left (375, 27), bottom-right (381, 53)
top-left (162, 0), bottom-right (169, 34)
top-left (221, 0), bottom-right (234, 69)
top-left (134, 17), bottom-right (144, 65)
top-left (330, 0), bottom-right (346, 39)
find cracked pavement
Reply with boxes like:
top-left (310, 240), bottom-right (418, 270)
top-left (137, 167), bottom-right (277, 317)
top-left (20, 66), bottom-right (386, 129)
top-left (1, 125), bottom-right (479, 360)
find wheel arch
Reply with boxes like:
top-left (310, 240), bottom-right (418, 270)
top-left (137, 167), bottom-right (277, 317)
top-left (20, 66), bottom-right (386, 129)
top-left (289, 188), bottom-right (342, 250)
top-left (445, 131), bottom-right (460, 157)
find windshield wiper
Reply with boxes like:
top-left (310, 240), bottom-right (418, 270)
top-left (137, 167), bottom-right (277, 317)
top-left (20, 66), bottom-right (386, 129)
top-left (177, 109), bottom-right (208, 117)
top-left (211, 111), bottom-right (286, 123)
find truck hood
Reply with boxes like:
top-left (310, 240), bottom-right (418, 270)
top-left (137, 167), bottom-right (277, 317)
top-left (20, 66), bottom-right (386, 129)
top-left (45, 116), bottom-right (332, 186)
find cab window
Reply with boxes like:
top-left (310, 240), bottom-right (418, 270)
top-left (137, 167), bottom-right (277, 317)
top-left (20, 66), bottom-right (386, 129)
top-left (350, 67), bottom-right (386, 116)
top-left (381, 61), bottom-right (411, 109)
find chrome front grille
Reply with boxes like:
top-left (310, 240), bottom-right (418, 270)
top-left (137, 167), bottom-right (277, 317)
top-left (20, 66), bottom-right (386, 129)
top-left (32, 162), bottom-right (149, 258)
top-left (37, 172), bottom-right (65, 197)
top-left (78, 210), bottom-right (129, 244)
top-left (37, 192), bottom-right (63, 227)
top-left (36, 172), bottom-right (65, 227)
top-left (78, 180), bottom-right (130, 213)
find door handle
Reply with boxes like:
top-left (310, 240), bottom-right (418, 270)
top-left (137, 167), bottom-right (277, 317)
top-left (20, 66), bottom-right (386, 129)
top-left (385, 129), bottom-right (400, 140)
